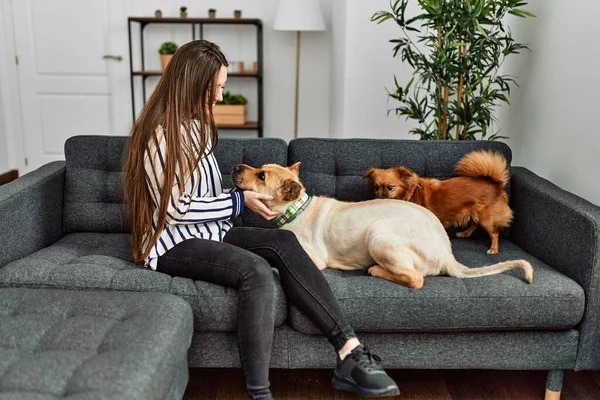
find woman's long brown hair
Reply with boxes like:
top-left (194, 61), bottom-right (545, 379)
top-left (124, 40), bottom-right (228, 264)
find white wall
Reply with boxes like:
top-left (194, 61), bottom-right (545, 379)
top-left (0, 0), bottom-right (9, 171)
top-left (328, 0), bottom-right (347, 138)
top-left (500, 0), bottom-right (600, 206)
top-left (327, 0), bottom-right (423, 139)
top-left (0, 87), bottom-right (7, 172)
top-left (0, 0), bottom-right (16, 171)
top-left (337, 0), bottom-right (420, 140)
top-left (129, 0), bottom-right (332, 140)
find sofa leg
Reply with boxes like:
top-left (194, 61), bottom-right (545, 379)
top-left (544, 370), bottom-right (564, 400)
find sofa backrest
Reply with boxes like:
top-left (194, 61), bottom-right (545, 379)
top-left (64, 136), bottom-right (129, 233)
top-left (63, 136), bottom-right (287, 233)
top-left (288, 138), bottom-right (512, 202)
top-left (63, 136), bottom-right (513, 234)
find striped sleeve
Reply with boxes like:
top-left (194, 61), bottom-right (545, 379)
top-left (163, 189), bottom-right (244, 225)
top-left (144, 127), bottom-right (245, 225)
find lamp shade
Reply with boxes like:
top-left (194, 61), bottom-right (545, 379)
top-left (273, 0), bottom-right (326, 31)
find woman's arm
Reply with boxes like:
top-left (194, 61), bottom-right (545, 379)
top-left (144, 128), bottom-right (244, 225)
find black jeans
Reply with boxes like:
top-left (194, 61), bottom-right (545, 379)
top-left (157, 227), bottom-right (357, 400)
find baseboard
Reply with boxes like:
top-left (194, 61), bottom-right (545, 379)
top-left (0, 169), bottom-right (18, 186)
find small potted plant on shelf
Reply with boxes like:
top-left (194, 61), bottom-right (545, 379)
top-left (208, 8), bottom-right (217, 19)
top-left (180, 6), bottom-right (188, 18)
top-left (234, 10), bottom-right (242, 19)
top-left (213, 91), bottom-right (247, 126)
top-left (159, 41), bottom-right (178, 71)
top-left (155, 9), bottom-right (162, 18)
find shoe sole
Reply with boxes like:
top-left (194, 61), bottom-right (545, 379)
top-left (332, 377), bottom-right (400, 398)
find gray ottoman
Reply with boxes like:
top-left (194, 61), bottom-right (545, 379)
top-left (0, 288), bottom-right (193, 400)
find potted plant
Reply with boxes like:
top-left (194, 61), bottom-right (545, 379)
top-left (159, 41), bottom-right (178, 71)
top-left (371, 0), bottom-right (535, 140)
top-left (180, 6), bottom-right (188, 18)
top-left (213, 91), bottom-right (248, 126)
top-left (208, 8), bottom-right (217, 19)
top-left (234, 9), bottom-right (242, 19)
top-left (154, 9), bottom-right (162, 18)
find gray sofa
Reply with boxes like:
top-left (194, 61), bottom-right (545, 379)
top-left (0, 288), bottom-right (192, 399)
top-left (1, 135), bottom-right (599, 398)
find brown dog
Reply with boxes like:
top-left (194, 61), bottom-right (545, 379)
top-left (363, 150), bottom-right (513, 254)
top-left (232, 162), bottom-right (532, 288)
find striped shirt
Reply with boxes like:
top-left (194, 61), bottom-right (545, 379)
top-left (143, 120), bottom-right (244, 269)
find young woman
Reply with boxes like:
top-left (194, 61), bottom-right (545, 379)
top-left (123, 40), bottom-right (399, 400)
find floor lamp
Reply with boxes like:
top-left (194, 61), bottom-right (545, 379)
top-left (273, 0), bottom-right (326, 139)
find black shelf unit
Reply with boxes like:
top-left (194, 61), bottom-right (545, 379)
top-left (127, 17), bottom-right (264, 137)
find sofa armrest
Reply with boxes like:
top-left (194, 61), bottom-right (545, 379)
top-left (0, 161), bottom-right (66, 267)
top-left (510, 166), bottom-right (600, 369)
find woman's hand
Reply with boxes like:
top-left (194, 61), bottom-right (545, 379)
top-left (243, 191), bottom-right (279, 220)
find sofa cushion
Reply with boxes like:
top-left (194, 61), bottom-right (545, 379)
top-left (288, 238), bottom-right (585, 334)
top-left (0, 287), bottom-right (192, 400)
top-left (0, 233), bottom-right (288, 333)
top-left (63, 136), bottom-right (287, 233)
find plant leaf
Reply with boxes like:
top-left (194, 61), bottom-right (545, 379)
top-left (475, 21), bottom-right (488, 37)
top-left (508, 8), bottom-right (536, 18)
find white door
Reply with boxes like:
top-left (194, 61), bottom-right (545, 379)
top-left (11, 0), bottom-right (131, 172)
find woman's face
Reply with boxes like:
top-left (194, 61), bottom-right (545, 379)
top-left (213, 64), bottom-right (228, 107)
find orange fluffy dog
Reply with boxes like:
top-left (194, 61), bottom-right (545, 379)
top-left (363, 150), bottom-right (513, 254)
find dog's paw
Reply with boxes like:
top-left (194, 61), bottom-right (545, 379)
top-left (368, 265), bottom-right (382, 277)
top-left (487, 248), bottom-right (499, 255)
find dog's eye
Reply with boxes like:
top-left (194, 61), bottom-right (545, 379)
top-left (257, 171), bottom-right (265, 181)
top-left (386, 185), bottom-right (395, 191)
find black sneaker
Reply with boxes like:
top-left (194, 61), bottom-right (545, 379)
top-left (332, 345), bottom-right (400, 398)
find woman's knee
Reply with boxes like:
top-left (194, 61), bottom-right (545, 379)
top-left (242, 255), bottom-right (275, 288)
top-left (268, 229), bottom-right (299, 250)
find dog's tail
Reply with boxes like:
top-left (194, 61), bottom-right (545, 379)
top-left (445, 259), bottom-right (533, 283)
top-left (454, 150), bottom-right (510, 189)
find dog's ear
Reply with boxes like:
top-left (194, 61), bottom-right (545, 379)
top-left (395, 166), bottom-right (414, 179)
top-left (395, 167), bottom-right (420, 201)
top-left (288, 162), bottom-right (301, 176)
top-left (280, 179), bottom-right (302, 202)
top-left (403, 180), bottom-right (419, 201)
top-left (363, 168), bottom-right (378, 181)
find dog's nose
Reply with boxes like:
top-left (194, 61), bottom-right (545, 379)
top-left (232, 164), bottom-right (243, 174)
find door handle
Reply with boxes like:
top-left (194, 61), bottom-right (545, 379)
top-left (103, 55), bottom-right (123, 62)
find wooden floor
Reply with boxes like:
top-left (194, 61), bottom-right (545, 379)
top-left (184, 368), bottom-right (600, 400)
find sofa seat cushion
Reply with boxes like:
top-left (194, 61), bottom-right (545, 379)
top-left (289, 239), bottom-right (585, 334)
top-left (0, 233), bottom-right (288, 333)
top-left (0, 288), bottom-right (192, 400)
